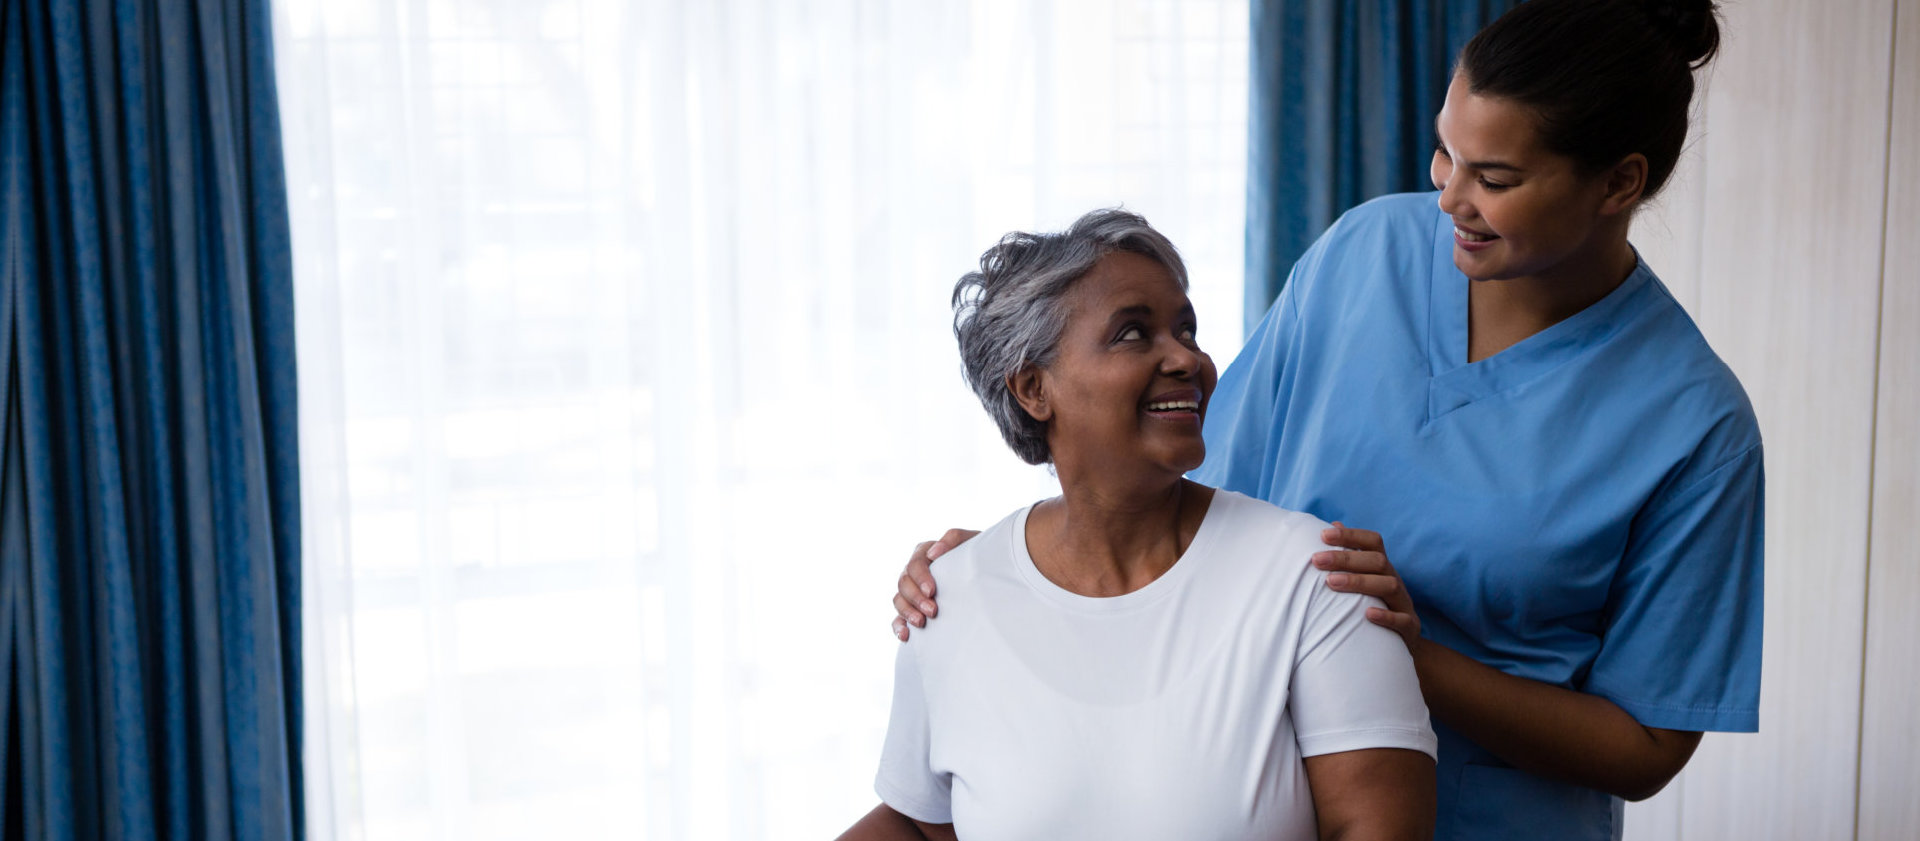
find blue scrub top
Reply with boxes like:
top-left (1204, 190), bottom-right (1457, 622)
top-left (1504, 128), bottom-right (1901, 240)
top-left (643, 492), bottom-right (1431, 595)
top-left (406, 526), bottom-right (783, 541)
top-left (1194, 192), bottom-right (1764, 841)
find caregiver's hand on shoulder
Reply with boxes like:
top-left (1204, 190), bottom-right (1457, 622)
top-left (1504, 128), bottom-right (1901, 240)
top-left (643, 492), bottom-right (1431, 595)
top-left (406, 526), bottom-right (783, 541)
top-left (1315, 523), bottom-right (1422, 647)
top-left (892, 528), bottom-right (978, 641)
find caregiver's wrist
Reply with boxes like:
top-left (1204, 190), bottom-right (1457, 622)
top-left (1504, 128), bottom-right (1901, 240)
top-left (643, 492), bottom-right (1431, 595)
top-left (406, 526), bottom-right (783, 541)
top-left (1406, 636), bottom-right (1451, 690)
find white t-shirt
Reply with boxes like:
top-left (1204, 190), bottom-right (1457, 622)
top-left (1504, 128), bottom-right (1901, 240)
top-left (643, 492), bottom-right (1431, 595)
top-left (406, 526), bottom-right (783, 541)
top-left (875, 489), bottom-right (1436, 840)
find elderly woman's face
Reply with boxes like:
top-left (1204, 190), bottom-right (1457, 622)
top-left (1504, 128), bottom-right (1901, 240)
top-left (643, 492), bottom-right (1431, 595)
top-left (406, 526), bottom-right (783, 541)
top-left (1033, 251), bottom-right (1216, 479)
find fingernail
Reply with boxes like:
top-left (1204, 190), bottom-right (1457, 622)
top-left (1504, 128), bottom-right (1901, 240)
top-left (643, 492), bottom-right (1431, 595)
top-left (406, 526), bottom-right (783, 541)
top-left (919, 602), bottom-right (935, 614)
top-left (912, 616), bottom-right (925, 627)
top-left (1328, 573), bottom-right (1349, 587)
top-left (926, 545), bottom-right (945, 560)
top-left (1311, 552), bottom-right (1332, 567)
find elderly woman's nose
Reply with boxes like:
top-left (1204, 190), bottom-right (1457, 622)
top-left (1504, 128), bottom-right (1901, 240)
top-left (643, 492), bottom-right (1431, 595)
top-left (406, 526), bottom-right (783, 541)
top-left (1160, 337), bottom-right (1201, 376)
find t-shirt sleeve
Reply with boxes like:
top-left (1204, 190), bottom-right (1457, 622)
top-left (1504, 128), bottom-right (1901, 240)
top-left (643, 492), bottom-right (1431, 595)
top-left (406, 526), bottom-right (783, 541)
top-left (874, 642), bottom-right (953, 823)
top-left (1288, 557), bottom-right (1438, 759)
top-left (1584, 443), bottom-right (1765, 732)
top-left (1192, 265), bottom-right (1302, 498)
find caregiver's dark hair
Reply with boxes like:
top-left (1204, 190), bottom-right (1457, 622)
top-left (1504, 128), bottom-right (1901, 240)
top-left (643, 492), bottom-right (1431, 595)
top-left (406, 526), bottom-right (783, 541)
top-left (1459, 0), bottom-right (1722, 201)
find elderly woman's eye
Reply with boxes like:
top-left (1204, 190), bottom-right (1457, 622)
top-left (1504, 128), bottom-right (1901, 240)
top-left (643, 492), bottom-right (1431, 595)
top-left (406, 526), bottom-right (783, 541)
top-left (1117, 325), bottom-right (1145, 342)
top-left (1179, 325), bottom-right (1197, 341)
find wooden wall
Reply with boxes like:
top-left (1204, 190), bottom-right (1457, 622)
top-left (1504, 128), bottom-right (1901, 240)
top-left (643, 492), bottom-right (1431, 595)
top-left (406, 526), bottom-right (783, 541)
top-left (1859, 1), bottom-right (1920, 838)
top-left (1625, 1), bottom-right (1917, 839)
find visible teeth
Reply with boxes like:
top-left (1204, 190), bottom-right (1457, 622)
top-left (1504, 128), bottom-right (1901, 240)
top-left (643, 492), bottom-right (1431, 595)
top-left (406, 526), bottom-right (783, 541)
top-left (1147, 401), bottom-right (1199, 411)
top-left (1455, 226), bottom-right (1496, 243)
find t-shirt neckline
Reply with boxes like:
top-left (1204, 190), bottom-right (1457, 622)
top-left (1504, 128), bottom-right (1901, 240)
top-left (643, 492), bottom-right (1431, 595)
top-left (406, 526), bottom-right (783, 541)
top-left (1009, 488), bottom-right (1226, 613)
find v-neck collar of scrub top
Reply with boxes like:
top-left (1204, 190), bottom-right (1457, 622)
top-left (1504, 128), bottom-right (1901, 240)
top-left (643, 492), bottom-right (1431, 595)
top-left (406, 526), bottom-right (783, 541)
top-left (1422, 206), bottom-right (1658, 427)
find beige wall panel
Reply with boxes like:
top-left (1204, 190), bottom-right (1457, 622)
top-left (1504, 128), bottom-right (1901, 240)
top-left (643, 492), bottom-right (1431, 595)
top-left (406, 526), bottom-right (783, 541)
top-left (1630, 96), bottom-right (1712, 316)
top-left (1858, 0), bottom-right (1920, 837)
top-left (1679, 1), bottom-right (1894, 839)
top-left (1622, 780), bottom-right (1683, 841)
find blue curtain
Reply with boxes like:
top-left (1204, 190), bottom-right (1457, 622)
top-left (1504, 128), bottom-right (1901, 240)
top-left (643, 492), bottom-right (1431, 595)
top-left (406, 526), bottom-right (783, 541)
top-left (0, 0), bottom-right (300, 837)
top-left (1244, 0), bottom-right (1521, 329)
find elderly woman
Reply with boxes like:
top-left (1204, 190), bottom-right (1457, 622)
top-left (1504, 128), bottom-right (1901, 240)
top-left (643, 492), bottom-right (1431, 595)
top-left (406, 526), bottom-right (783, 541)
top-left (838, 210), bottom-right (1436, 841)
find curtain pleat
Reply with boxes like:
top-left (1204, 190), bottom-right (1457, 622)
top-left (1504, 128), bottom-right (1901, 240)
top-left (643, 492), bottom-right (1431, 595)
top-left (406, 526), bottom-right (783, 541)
top-left (1244, 0), bottom-right (1521, 328)
top-left (0, 0), bottom-right (299, 837)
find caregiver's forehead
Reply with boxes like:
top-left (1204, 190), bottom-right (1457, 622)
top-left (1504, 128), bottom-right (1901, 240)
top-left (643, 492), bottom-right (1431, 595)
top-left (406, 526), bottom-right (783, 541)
top-left (1436, 77), bottom-right (1545, 167)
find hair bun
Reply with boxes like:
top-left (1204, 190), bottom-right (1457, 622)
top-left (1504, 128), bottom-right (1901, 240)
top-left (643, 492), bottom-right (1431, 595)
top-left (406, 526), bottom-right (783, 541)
top-left (1640, 0), bottom-right (1722, 68)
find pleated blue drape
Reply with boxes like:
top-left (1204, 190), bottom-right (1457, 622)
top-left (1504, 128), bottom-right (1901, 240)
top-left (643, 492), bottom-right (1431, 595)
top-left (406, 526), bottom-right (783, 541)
top-left (0, 0), bottom-right (300, 837)
top-left (1244, 0), bottom-right (1521, 329)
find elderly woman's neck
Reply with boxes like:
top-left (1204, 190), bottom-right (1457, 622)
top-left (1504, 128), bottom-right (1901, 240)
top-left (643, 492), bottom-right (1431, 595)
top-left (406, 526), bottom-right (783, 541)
top-left (1026, 476), bottom-right (1215, 598)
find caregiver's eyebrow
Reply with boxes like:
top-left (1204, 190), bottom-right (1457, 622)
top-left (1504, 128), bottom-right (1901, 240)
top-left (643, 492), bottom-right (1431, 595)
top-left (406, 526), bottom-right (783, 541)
top-left (1433, 117), bottom-right (1524, 173)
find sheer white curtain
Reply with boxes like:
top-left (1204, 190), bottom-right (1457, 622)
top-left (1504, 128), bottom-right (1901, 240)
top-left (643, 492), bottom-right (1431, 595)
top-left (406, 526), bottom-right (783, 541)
top-left (275, 1), bottom-right (1247, 838)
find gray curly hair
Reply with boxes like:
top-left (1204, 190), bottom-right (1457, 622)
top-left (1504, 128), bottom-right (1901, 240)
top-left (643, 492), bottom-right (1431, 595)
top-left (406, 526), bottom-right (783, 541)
top-left (952, 209), bottom-right (1188, 465)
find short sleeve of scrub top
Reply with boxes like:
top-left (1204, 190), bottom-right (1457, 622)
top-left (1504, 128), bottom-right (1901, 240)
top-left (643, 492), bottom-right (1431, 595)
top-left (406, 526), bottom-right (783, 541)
top-left (1193, 191), bottom-right (1764, 841)
top-left (1587, 442), bottom-right (1763, 731)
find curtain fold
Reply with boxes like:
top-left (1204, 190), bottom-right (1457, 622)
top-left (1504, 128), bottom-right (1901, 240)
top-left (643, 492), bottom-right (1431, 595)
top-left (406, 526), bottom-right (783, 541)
top-left (1244, 0), bottom-right (1520, 327)
top-left (0, 0), bottom-right (300, 838)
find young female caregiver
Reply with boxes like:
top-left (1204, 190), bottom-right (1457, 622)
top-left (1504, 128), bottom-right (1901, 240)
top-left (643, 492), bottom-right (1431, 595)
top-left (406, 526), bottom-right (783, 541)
top-left (890, 1), bottom-right (1762, 839)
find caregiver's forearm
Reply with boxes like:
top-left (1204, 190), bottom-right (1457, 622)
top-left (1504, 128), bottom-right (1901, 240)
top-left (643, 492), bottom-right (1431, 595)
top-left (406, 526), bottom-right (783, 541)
top-left (1411, 638), bottom-right (1702, 801)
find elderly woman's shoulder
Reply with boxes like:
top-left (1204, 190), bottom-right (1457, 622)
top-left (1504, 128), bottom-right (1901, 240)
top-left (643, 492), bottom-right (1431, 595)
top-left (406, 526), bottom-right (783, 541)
top-left (1192, 491), bottom-right (1344, 605)
top-left (1205, 490), bottom-right (1337, 555)
top-left (922, 506), bottom-right (1031, 587)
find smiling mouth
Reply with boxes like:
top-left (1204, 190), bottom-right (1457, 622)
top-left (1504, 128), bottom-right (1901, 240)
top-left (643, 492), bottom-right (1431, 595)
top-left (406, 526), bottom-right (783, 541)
top-left (1144, 399), bottom-right (1201, 421)
top-left (1455, 226), bottom-right (1499, 243)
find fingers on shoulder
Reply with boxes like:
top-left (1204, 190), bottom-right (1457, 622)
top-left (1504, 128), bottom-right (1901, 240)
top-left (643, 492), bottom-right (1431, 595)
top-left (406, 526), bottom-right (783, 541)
top-left (894, 590), bottom-right (926, 628)
top-left (1364, 606), bottom-right (1419, 635)
top-left (911, 540), bottom-right (936, 566)
top-left (1314, 549), bottom-right (1390, 575)
top-left (1327, 570), bottom-right (1402, 600)
top-left (1321, 524), bottom-right (1386, 552)
top-left (927, 528), bottom-right (979, 563)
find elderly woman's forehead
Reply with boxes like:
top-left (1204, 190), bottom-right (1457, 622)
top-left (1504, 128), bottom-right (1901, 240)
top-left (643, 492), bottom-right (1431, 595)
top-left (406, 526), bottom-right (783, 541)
top-left (1073, 252), bottom-right (1182, 294)
top-left (1059, 257), bottom-right (1189, 316)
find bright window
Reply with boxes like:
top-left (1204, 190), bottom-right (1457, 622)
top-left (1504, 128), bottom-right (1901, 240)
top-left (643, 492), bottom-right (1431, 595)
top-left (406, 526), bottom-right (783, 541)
top-left (276, 1), bottom-right (1248, 837)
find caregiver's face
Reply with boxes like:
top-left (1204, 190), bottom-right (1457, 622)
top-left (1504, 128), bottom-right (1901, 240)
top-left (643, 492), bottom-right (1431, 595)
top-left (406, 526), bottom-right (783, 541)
top-left (1430, 73), bottom-right (1614, 283)
top-left (1038, 251), bottom-right (1215, 477)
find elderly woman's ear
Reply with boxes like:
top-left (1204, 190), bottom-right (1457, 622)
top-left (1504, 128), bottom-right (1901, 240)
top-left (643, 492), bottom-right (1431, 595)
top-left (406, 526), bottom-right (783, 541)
top-left (1008, 367), bottom-right (1052, 423)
